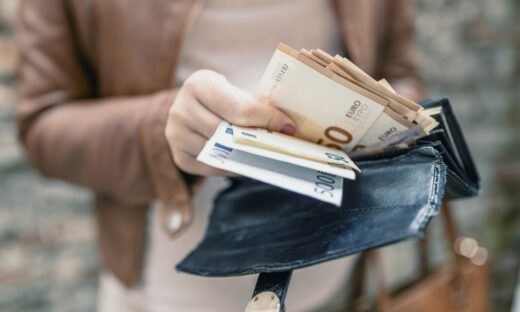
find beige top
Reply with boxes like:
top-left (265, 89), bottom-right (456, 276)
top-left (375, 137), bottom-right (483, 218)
top-left (99, 1), bottom-right (354, 311)
top-left (175, 0), bottom-right (344, 92)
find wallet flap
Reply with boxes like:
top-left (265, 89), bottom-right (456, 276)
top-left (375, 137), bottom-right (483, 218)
top-left (420, 97), bottom-right (481, 198)
top-left (176, 147), bottom-right (446, 277)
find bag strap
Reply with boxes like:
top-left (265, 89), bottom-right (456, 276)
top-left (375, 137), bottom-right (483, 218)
top-left (417, 227), bottom-right (430, 276)
top-left (417, 202), bottom-right (463, 274)
top-left (441, 202), bottom-right (465, 268)
top-left (354, 201), bottom-right (466, 311)
top-left (440, 202), bottom-right (469, 309)
top-left (351, 250), bottom-right (390, 312)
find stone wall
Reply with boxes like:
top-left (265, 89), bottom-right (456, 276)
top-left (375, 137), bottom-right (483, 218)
top-left (416, 1), bottom-right (520, 310)
top-left (0, 0), bottom-right (518, 311)
top-left (0, 1), bottom-right (98, 311)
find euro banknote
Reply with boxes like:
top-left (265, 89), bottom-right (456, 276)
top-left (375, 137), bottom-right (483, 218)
top-left (197, 122), bottom-right (345, 206)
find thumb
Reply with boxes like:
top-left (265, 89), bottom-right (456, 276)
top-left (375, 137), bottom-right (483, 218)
top-left (248, 96), bottom-right (297, 135)
top-left (215, 80), bottom-right (297, 135)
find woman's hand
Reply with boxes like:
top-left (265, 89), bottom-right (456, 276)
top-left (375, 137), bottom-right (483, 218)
top-left (165, 70), bottom-right (296, 176)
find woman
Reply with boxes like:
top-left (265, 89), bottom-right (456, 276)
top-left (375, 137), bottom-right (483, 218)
top-left (17, 0), bottom-right (426, 310)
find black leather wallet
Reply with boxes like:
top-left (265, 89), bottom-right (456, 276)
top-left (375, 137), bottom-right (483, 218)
top-left (176, 97), bottom-right (480, 277)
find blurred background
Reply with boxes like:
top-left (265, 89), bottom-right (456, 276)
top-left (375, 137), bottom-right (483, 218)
top-left (0, 0), bottom-right (519, 311)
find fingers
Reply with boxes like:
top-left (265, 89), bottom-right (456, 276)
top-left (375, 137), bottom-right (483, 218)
top-left (168, 69), bottom-right (298, 177)
top-left (186, 70), bottom-right (296, 134)
top-left (168, 122), bottom-right (207, 157)
top-left (183, 98), bottom-right (222, 138)
top-left (166, 129), bottom-right (233, 176)
top-left (166, 94), bottom-right (232, 176)
top-left (168, 88), bottom-right (222, 139)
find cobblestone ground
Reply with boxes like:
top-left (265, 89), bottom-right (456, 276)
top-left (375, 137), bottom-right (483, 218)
top-left (0, 0), bottom-right (519, 311)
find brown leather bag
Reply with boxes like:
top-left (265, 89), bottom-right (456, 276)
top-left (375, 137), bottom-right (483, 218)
top-left (351, 202), bottom-right (490, 312)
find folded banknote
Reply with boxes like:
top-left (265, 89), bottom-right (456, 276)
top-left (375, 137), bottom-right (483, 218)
top-left (197, 122), bottom-right (346, 206)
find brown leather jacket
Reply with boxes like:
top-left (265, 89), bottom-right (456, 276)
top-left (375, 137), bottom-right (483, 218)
top-left (16, 0), bottom-right (426, 287)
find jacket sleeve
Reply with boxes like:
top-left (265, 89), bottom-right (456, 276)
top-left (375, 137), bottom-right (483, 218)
top-left (378, 0), bottom-right (427, 102)
top-left (16, 0), bottom-right (183, 205)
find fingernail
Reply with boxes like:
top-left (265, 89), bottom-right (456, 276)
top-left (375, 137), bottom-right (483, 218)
top-left (280, 123), bottom-right (296, 135)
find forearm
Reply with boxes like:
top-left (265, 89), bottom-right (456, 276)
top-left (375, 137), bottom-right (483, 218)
top-left (380, 0), bottom-right (427, 102)
top-left (21, 89), bottom-right (177, 204)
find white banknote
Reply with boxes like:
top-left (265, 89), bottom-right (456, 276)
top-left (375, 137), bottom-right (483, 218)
top-left (231, 126), bottom-right (357, 180)
top-left (232, 125), bottom-right (359, 172)
top-left (197, 122), bottom-right (344, 206)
